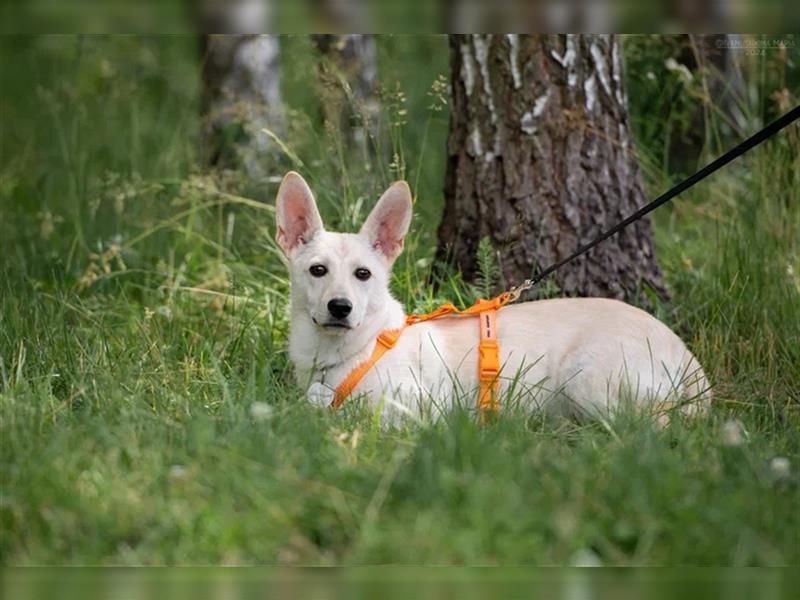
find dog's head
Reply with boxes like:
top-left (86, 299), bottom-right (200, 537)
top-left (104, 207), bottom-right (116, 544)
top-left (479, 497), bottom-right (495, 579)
top-left (275, 171), bottom-right (412, 334)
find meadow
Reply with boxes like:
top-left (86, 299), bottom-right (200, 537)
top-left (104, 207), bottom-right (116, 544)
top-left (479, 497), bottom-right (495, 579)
top-left (1, 35), bottom-right (798, 565)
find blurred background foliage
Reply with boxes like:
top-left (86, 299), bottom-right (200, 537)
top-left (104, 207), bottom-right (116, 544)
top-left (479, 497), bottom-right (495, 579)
top-left (2, 1), bottom-right (800, 34)
top-left (2, 34), bottom-right (797, 301)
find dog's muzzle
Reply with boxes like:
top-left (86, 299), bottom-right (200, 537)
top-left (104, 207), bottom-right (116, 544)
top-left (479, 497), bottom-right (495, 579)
top-left (310, 297), bottom-right (354, 330)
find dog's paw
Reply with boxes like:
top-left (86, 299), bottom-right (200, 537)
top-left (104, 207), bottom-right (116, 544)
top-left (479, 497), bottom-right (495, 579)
top-left (307, 382), bottom-right (335, 408)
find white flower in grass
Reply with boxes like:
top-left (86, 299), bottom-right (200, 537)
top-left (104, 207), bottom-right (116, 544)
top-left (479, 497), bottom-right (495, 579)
top-left (769, 456), bottom-right (791, 479)
top-left (721, 419), bottom-right (747, 447)
top-left (569, 548), bottom-right (603, 567)
top-left (250, 401), bottom-right (274, 421)
top-left (665, 57), bottom-right (694, 83)
top-left (168, 465), bottom-right (187, 482)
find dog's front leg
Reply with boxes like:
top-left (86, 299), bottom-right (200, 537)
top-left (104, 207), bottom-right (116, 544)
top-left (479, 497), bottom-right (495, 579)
top-left (307, 382), bottom-right (335, 408)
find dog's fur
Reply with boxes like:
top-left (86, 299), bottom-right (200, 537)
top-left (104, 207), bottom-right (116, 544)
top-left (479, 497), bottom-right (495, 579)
top-left (276, 171), bottom-right (710, 423)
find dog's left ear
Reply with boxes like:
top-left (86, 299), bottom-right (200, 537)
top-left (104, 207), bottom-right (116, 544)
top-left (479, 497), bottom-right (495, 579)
top-left (360, 181), bottom-right (413, 263)
top-left (275, 171), bottom-right (324, 256)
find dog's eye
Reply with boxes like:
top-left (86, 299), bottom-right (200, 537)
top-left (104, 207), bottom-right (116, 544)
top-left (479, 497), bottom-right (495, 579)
top-left (354, 268), bottom-right (371, 281)
top-left (309, 264), bottom-right (327, 277)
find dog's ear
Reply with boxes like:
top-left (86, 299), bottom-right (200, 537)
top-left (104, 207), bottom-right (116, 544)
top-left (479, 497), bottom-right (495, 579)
top-left (275, 171), bottom-right (324, 255)
top-left (360, 181), bottom-right (413, 263)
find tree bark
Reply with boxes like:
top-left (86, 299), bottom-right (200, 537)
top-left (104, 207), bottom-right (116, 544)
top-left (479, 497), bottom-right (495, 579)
top-left (437, 34), bottom-right (667, 305)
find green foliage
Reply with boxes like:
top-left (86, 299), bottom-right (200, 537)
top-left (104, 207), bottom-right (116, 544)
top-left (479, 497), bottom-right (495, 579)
top-left (1, 35), bottom-right (799, 565)
top-left (474, 237), bottom-right (501, 298)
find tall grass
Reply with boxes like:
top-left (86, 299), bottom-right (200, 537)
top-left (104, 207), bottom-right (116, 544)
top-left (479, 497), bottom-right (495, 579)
top-left (0, 35), bottom-right (798, 565)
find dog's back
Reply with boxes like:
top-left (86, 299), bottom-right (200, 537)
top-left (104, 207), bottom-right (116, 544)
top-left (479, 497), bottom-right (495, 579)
top-left (357, 298), bottom-right (710, 421)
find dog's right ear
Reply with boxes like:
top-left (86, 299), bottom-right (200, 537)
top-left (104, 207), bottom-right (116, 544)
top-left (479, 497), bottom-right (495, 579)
top-left (360, 181), bottom-right (413, 264)
top-left (275, 171), bottom-right (324, 255)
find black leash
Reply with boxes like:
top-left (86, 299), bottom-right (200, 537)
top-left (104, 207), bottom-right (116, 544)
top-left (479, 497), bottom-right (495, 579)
top-left (518, 104), bottom-right (800, 291)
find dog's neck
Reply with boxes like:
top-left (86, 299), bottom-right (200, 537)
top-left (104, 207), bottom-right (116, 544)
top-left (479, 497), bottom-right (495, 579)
top-left (288, 293), bottom-right (406, 386)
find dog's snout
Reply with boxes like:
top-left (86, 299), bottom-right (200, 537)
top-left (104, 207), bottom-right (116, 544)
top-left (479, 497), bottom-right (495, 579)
top-left (327, 298), bottom-right (353, 319)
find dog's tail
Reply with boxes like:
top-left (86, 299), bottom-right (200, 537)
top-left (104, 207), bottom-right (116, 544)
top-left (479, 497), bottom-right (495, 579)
top-left (653, 354), bottom-right (712, 427)
top-left (677, 355), bottom-right (713, 417)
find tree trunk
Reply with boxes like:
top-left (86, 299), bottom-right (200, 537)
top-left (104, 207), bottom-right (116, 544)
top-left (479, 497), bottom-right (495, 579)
top-left (668, 34), bottom-right (746, 173)
top-left (312, 34), bottom-right (379, 149)
top-left (200, 31), bottom-right (282, 179)
top-left (437, 34), bottom-right (667, 306)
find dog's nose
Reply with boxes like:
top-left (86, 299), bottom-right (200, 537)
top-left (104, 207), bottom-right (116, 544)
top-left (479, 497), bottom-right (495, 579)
top-left (327, 298), bottom-right (353, 319)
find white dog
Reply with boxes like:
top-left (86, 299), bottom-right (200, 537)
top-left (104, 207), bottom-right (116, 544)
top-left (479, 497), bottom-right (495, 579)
top-left (276, 171), bottom-right (710, 423)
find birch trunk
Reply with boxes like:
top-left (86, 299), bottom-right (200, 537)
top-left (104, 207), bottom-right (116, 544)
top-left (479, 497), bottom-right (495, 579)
top-left (312, 34), bottom-right (379, 148)
top-left (200, 30), bottom-right (282, 179)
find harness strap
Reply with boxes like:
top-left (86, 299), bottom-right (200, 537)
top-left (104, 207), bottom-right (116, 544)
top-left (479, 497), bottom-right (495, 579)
top-left (477, 308), bottom-right (500, 414)
top-left (330, 328), bottom-right (403, 409)
top-left (331, 292), bottom-right (516, 413)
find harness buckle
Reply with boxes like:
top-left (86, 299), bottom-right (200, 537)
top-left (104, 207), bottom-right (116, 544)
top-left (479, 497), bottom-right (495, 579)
top-left (478, 341), bottom-right (500, 381)
top-left (377, 329), bottom-right (401, 349)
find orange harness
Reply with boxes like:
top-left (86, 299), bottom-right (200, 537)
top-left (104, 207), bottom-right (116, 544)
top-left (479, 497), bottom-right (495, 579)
top-left (330, 290), bottom-right (520, 414)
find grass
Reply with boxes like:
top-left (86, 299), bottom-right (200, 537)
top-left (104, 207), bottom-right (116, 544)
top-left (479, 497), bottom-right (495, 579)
top-left (1, 35), bottom-right (799, 565)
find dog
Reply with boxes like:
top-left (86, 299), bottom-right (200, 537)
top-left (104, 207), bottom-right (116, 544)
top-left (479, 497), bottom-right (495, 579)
top-left (276, 171), bottom-right (710, 423)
